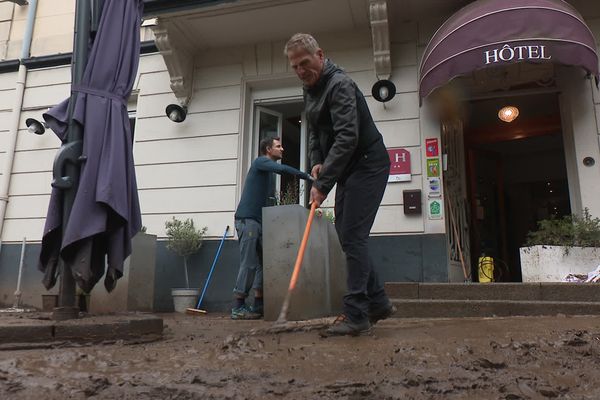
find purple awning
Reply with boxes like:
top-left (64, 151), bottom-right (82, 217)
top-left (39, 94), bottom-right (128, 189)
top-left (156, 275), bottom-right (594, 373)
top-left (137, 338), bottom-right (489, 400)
top-left (419, 0), bottom-right (600, 101)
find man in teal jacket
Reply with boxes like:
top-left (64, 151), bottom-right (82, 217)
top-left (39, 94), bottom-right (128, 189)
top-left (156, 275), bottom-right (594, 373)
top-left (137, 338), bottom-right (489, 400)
top-left (232, 136), bottom-right (313, 319)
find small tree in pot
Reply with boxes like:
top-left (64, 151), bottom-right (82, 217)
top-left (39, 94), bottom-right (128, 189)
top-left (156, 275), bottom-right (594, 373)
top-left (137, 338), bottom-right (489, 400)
top-left (165, 217), bottom-right (207, 311)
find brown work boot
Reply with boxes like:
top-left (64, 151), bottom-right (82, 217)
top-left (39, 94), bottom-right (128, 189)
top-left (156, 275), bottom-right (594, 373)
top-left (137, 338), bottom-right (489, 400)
top-left (368, 303), bottom-right (397, 325)
top-left (321, 314), bottom-right (371, 337)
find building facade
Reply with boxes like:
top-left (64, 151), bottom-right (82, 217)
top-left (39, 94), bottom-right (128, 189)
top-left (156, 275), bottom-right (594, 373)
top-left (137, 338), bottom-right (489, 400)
top-left (0, 0), bottom-right (599, 310)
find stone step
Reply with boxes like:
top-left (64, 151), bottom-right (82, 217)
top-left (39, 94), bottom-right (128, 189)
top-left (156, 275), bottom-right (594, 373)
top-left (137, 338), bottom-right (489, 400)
top-left (385, 282), bottom-right (600, 302)
top-left (390, 299), bottom-right (600, 318)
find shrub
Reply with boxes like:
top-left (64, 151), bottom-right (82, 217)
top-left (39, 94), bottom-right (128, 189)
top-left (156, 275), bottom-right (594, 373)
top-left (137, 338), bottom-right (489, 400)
top-left (165, 217), bottom-right (208, 288)
top-left (525, 208), bottom-right (600, 249)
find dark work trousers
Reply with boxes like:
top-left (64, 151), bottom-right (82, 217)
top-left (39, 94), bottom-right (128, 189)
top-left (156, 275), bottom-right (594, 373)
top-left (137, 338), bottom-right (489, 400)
top-left (334, 146), bottom-right (391, 323)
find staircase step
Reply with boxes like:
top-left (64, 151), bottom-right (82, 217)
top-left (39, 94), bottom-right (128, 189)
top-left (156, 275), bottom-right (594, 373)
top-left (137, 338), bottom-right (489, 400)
top-left (385, 282), bottom-right (600, 302)
top-left (390, 299), bottom-right (600, 318)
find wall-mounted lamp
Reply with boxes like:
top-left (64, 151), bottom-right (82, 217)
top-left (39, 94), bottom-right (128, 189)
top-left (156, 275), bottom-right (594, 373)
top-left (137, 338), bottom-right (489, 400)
top-left (8, 0), bottom-right (29, 6)
top-left (25, 118), bottom-right (47, 135)
top-left (166, 104), bottom-right (187, 123)
top-left (372, 79), bottom-right (396, 103)
top-left (498, 106), bottom-right (519, 123)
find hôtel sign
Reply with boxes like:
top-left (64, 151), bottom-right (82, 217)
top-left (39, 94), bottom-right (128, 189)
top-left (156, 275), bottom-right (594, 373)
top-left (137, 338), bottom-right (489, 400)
top-left (485, 44), bottom-right (551, 65)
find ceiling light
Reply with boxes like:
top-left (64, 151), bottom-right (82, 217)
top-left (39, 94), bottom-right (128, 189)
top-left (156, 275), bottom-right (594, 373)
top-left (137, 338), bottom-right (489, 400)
top-left (498, 106), bottom-right (519, 123)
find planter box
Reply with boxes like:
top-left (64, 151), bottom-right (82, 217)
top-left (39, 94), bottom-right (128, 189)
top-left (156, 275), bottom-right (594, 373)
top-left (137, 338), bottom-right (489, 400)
top-left (520, 245), bottom-right (600, 282)
top-left (89, 232), bottom-right (157, 313)
top-left (262, 205), bottom-right (347, 321)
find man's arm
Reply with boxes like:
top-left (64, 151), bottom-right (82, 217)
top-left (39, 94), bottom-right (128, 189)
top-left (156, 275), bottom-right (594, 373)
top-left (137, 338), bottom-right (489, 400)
top-left (255, 157), bottom-right (313, 181)
top-left (314, 78), bottom-right (359, 194)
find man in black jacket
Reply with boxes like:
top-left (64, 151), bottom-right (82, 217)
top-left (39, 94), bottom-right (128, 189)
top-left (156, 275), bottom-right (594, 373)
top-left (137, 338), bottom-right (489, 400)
top-left (285, 33), bottom-right (396, 336)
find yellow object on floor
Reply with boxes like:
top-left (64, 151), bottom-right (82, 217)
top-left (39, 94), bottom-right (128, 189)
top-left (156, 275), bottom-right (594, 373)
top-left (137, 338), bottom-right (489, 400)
top-left (478, 256), bottom-right (494, 283)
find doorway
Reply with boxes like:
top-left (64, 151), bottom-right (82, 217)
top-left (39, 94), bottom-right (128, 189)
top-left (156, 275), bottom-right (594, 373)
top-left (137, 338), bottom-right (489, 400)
top-left (463, 93), bottom-right (571, 281)
top-left (253, 101), bottom-right (308, 206)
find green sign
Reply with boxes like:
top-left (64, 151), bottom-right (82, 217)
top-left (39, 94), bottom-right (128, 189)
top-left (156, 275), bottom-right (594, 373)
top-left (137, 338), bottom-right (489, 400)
top-left (428, 199), bottom-right (442, 220)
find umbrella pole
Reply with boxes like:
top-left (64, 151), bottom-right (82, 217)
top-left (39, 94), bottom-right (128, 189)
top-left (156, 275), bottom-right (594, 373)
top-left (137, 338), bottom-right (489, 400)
top-left (52, 0), bottom-right (92, 321)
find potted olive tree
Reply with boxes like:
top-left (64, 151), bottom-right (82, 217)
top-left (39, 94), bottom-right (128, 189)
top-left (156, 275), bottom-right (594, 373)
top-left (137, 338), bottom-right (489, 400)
top-left (165, 217), bottom-right (207, 312)
top-left (520, 209), bottom-right (600, 282)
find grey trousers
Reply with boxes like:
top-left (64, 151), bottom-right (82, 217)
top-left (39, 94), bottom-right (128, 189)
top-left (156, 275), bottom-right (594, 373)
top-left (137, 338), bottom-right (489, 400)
top-left (233, 218), bottom-right (263, 297)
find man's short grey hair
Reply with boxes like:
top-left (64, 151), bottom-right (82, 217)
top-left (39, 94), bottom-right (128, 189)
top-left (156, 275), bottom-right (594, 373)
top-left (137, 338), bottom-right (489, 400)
top-left (284, 33), bottom-right (320, 56)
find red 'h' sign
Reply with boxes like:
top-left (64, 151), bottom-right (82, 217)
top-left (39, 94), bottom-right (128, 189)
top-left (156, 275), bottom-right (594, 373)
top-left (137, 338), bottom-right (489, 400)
top-left (388, 148), bottom-right (411, 175)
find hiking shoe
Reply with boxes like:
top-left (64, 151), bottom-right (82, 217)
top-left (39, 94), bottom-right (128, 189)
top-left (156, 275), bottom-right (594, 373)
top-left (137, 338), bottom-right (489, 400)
top-left (231, 305), bottom-right (261, 320)
top-left (321, 314), bottom-right (371, 337)
top-left (368, 303), bottom-right (397, 325)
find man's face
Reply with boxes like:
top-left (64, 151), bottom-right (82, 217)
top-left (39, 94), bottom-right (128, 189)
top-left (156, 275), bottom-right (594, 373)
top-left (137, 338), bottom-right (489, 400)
top-left (266, 139), bottom-right (284, 161)
top-left (287, 47), bottom-right (325, 87)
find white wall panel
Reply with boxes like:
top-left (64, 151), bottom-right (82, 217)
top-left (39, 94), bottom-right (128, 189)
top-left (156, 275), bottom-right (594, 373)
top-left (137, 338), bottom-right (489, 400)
top-left (381, 180), bottom-right (424, 206)
top-left (372, 205), bottom-right (424, 234)
top-left (5, 193), bottom-right (49, 218)
top-left (368, 92), bottom-right (420, 121)
top-left (378, 119), bottom-right (420, 148)
top-left (1, 218), bottom-right (44, 243)
top-left (138, 70), bottom-right (172, 95)
top-left (138, 54), bottom-right (167, 74)
top-left (137, 85), bottom-right (241, 118)
top-left (22, 83), bottom-right (70, 109)
top-left (16, 128), bottom-right (60, 151)
top-left (140, 211), bottom-right (235, 239)
top-left (0, 109), bottom-right (11, 131)
top-left (135, 109), bottom-right (239, 141)
top-left (136, 159), bottom-right (237, 189)
top-left (0, 88), bottom-right (14, 110)
top-left (12, 148), bottom-right (55, 173)
top-left (26, 66), bottom-right (70, 88)
top-left (188, 85), bottom-right (241, 113)
top-left (8, 171), bottom-right (52, 196)
top-left (195, 64), bottom-right (243, 89)
top-left (134, 134), bottom-right (238, 165)
top-left (139, 185), bottom-right (236, 214)
top-left (0, 72), bottom-right (16, 90)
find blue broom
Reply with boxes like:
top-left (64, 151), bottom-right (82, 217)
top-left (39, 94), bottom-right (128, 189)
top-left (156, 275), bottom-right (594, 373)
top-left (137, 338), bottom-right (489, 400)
top-left (186, 225), bottom-right (230, 315)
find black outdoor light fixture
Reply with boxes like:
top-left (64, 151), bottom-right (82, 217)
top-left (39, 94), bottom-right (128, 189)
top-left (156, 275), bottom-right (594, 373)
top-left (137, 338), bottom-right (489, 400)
top-left (8, 0), bottom-right (29, 6)
top-left (372, 79), bottom-right (396, 103)
top-left (166, 103), bottom-right (187, 123)
top-left (25, 117), bottom-right (47, 135)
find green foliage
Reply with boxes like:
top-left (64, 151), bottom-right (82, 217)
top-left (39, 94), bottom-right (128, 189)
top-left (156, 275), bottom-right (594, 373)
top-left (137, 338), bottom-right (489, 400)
top-left (165, 217), bottom-right (207, 257)
top-left (276, 180), bottom-right (299, 205)
top-left (165, 217), bottom-right (207, 288)
top-left (525, 208), bottom-right (600, 249)
top-left (317, 208), bottom-right (335, 224)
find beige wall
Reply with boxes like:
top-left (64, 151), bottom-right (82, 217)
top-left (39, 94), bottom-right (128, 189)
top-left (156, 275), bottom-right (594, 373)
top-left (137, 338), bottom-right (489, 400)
top-left (2, 0), bottom-right (600, 243)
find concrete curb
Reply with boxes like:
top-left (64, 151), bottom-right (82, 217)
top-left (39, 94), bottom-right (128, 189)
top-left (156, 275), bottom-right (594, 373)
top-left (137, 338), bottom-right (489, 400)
top-left (0, 313), bottom-right (163, 348)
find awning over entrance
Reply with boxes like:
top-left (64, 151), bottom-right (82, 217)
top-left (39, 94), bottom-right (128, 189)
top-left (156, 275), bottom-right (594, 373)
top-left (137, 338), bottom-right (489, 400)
top-left (419, 0), bottom-right (600, 101)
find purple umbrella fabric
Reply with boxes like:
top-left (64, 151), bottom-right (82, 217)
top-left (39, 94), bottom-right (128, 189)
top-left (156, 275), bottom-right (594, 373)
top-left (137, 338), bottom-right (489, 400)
top-left (39, 0), bottom-right (143, 293)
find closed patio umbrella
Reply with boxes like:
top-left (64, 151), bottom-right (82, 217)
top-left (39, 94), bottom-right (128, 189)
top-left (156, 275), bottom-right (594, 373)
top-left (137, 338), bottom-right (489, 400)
top-left (39, 0), bottom-right (143, 294)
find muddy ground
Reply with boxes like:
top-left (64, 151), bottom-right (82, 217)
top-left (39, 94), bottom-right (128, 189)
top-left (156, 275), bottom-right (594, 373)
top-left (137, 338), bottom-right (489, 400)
top-left (2, 314), bottom-right (600, 399)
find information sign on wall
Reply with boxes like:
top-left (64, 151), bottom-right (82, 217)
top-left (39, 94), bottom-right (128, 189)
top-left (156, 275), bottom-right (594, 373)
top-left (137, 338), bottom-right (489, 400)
top-left (387, 148), bottom-right (411, 182)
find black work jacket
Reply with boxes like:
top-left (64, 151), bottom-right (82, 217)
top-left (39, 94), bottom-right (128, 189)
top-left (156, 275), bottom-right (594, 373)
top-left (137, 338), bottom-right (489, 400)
top-left (305, 60), bottom-right (388, 194)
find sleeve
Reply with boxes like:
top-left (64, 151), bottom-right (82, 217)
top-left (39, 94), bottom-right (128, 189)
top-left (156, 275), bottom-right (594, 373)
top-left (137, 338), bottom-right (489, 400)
top-left (315, 78), bottom-right (359, 194)
top-left (255, 157), bottom-right (312, 181)
top-left (308, 121), bottom-right (323, 168)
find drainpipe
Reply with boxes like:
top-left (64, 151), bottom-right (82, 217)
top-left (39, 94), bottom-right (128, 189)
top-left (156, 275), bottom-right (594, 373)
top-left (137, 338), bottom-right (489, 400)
top-left (0, 0), bottom-right (38, 247)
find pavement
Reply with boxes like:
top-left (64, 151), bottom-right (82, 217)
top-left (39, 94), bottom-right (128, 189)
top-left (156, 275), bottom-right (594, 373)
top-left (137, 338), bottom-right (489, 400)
top-left (0, 310), bottom-right (163, 350)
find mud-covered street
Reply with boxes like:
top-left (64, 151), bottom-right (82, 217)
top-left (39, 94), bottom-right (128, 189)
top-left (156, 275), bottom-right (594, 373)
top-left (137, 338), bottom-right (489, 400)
top-left (2, 314), bottom-right (600, 399)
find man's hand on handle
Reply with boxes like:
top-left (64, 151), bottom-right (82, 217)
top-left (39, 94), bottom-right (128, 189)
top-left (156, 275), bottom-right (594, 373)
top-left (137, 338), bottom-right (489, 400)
top-left (309, 163), bottom-right (326, 207)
